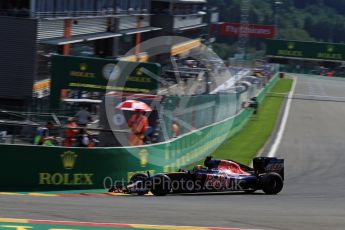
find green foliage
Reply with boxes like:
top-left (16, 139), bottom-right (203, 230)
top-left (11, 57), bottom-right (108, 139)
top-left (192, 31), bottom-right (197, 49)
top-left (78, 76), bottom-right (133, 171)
top-left (210, 0), bottom-right (345, 43)
top-left (211, 43), bottom-right (237, 59)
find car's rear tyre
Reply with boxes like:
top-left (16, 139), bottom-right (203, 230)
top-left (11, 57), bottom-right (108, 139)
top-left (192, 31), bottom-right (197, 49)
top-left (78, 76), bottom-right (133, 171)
top-left (261, 172), bottom-right (283, 195)
top-left (151, 174), bottom-right (171, 196)
top-left (129, 173), bottom-right (148, 195)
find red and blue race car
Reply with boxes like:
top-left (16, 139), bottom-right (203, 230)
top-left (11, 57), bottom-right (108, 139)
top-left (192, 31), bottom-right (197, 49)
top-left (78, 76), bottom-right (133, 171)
top-left (111, 156), bottom-right (284, 196)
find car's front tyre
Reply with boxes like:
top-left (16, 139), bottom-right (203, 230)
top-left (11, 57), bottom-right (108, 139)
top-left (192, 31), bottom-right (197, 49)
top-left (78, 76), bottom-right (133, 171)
top-left (151, 174), bottom-right (171, 196)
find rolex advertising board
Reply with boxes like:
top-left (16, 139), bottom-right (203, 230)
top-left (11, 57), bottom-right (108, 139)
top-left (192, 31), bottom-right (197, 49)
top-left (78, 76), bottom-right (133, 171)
top-left (50, 55), bottom-right (160, 109)
top-left (0, 144), bottom-right (137, 190)
top-left (267, 39), bottom-right (345, 61)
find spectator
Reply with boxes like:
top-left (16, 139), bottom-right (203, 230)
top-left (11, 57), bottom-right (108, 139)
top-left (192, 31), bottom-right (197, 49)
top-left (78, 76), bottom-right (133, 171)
top-left (172, 122), bottom-right (180, 138)
top-left (34, 121), bottom-right (54, 145)
top-left (63, 117), bottom-right (78, 147)
top-left (128, 109), bottom-right (148, 146)
top-left (42, 137), bottom-right (56, 146)
top-left (76, 128), bottom-right (92, 148)
top-left (75, 107), bottom-right (92, 127)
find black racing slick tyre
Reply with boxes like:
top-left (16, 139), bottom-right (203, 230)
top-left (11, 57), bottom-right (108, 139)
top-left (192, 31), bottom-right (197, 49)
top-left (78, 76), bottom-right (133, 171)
top-left (261, 172), bottom-right (283, 195)
top-left (129, 173), bottom-right (148, 195)
top-left (151, 174), bottom-right (171, 196)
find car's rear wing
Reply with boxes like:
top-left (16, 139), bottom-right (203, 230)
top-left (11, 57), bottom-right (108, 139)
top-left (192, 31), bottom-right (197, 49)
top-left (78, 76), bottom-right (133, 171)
top-left (253, 157), bottom-right (284, 180)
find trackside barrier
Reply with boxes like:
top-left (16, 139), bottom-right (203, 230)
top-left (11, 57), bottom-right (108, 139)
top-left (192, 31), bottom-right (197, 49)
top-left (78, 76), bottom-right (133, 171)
top-left (257, 74), bottom-right (279, 104)
top-left (0, 74), bottom-right (279, 191)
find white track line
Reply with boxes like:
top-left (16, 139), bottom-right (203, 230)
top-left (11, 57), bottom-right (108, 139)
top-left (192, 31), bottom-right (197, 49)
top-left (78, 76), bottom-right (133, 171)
top-left (269, 92), bottom-right (345, 100)
top-left (267, 76), bottom-right (297, 158)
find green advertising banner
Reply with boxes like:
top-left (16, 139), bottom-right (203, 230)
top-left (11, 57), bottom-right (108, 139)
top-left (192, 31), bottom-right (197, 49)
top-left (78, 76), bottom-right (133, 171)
top-left (50, 55), bottom-right (160, 109)
top-left (267, 39), bottom-right (345, 61)
top-left (0, 75), bottom-right (278, 191)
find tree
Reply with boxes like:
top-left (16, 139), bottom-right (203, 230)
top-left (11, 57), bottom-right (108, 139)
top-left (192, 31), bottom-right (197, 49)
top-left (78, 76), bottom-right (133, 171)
top-left (210, 0), bottom-right (345, 59)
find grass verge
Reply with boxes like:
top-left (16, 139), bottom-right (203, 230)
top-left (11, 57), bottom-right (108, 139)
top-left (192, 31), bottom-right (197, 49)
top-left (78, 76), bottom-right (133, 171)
top-left (211, 78), bottom-right (293, 165)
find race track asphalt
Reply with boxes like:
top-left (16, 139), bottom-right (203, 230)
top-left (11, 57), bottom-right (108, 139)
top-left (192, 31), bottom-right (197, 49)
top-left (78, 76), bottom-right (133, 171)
top-left (1, 75), bottom-right (345, 230)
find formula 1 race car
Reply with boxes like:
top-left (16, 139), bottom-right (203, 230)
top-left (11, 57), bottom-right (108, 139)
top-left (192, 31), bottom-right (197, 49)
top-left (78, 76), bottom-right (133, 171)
top-left (111, 156), bottom-right (284, 196)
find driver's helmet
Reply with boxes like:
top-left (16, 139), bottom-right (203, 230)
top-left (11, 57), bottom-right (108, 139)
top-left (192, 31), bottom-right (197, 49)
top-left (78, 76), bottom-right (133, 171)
top-left (193, 165), bottom-right (204, 171)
